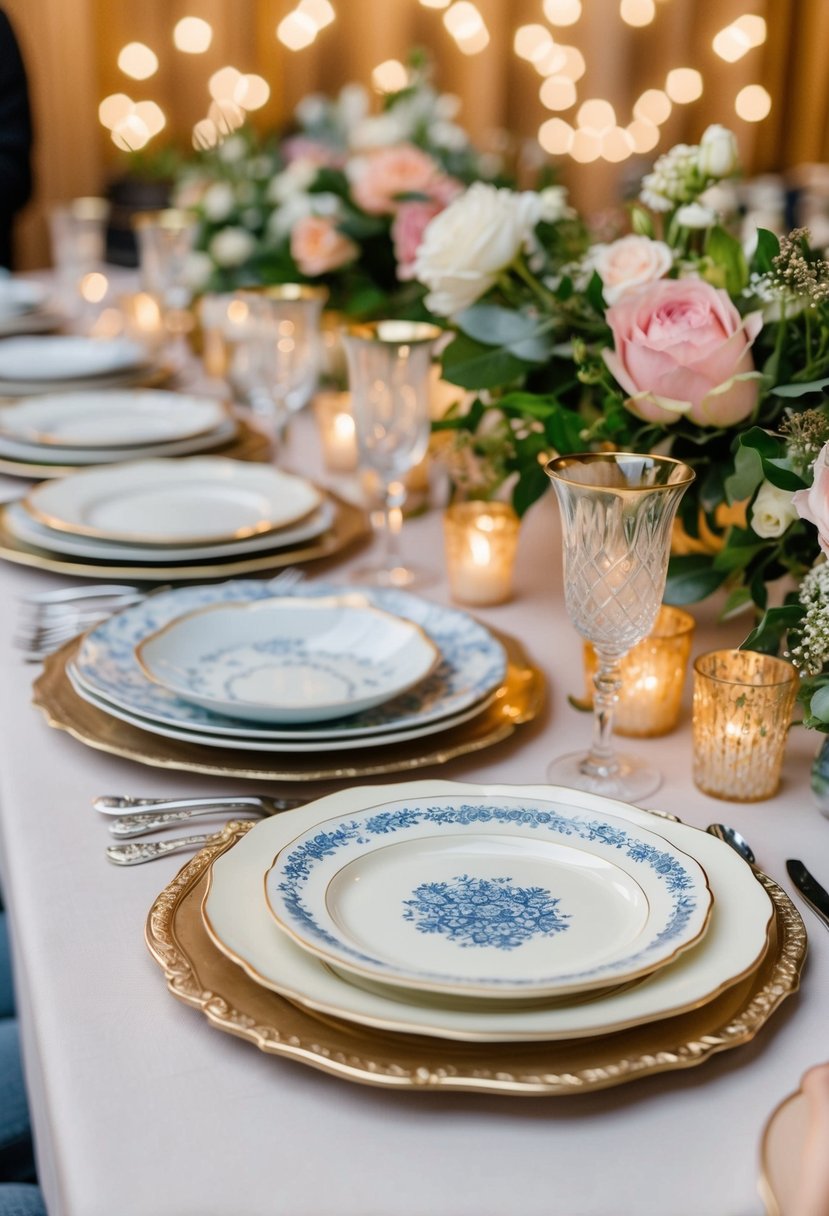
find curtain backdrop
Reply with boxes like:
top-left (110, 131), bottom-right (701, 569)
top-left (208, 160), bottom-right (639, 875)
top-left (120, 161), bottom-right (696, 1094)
top-left (5, 0), bottom-right (828, 268)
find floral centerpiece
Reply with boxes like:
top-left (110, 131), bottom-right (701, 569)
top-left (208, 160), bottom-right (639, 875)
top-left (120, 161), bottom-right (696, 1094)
top-left (174, 55), bottom-right (510, 317)
top-left (422, 126), bottom-right (829, 617)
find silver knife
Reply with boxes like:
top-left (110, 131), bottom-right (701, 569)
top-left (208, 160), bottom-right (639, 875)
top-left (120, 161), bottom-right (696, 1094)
top-left (786, 859), bottom-right (829, 931)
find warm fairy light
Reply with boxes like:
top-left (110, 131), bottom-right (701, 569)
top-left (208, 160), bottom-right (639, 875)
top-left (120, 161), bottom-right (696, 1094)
top-left (714, 15), bottom-right (766, 61)
top-left (111, 113), bottom-right (150, 152)
top-left (234, 74), bottom-right (270, 111)
top-left (733, 14), bottom-right (767, 46)
top-left (209, 66), bottom-right (243, 103)
top-left (173, 17), bottom-right (213, 53)
top-left (556, 45), bottom-right (586, 82)
top-left (666, 68), bottom-right (703, 103)
top-left (193, 118), bottom-right (220, 150)
top-left (80, 272), bottom-right (109, 304)
top-left (419, 0), bottom-right (451, 7)
top-left (298, 0), bottom-right (336, 29)
top-left (455, 25), bottom-right (490, 53)
top-left (538, 117), bottom-right (574, 154)
top-left (117, 42), bottom-right (159, 81)
top-left (627, 117), bottom-right (660, 152)
top-left (540, 75), bottom-right (577, 110)
top-left (533, 43), bottom-right (568, 75)
top-left (577, 98), bottom-right (616, 134)
top-left (735, 83), bottom-right (771, 121)
top-left (372, 59), bottom-right (409, 92)
top-left (444, 3), bottom-right (486, 43)
top-left (570, 128), bottom-right (602, 162)
top-left (227, 299), bottom-right (249, 325)
top-left (601, 126), bottom-right (634, 162)
top-left (542, 0), bottom-right (582, 25)
top-left (133, 101), bottom-right (166, 137)
top-left (633, 88), bottom-right (672, 125)
top-left (208, 98), bottom-right (245, 134)
top-left (620, 0), bottom-right (656, 25)
top-left (276, 11), bottom-right (317, 50)
top-left (98, 93), bottom-right (134, 130)
top-left (514, 24), bottom-right (553, 63)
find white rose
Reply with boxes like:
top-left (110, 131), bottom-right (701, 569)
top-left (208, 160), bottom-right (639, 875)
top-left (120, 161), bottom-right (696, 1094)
top-left (435, 92), bottom-right (461, 121)
top-left (538, 185), bottom-right (571, 224)
top-left (182, 251), bottom-right (214, 292)
top-left (675, 203), bottom-right (718, 229)
top-left (202, 182), bottom-right (235, 223)
top-left (336, 83), bottom-right (369, 132)
top-left (590, 235), bottom-right (673, 305)
top-left (266, 159), bottom-right (318, 205)
top-left (414, 183), bottom-right (542, 317)
top-left (209, 227), bottom-right (255, 268)
top-left (349, 113), bottom-right (408, 151)
top-left (751, 480), bottom-right (798, 538)
top-left (698, 125), bottom-right (739, 179)
top-left (218, 134), bottom-right (247, 164)
top-left (295, 93), bottom-right (327, 128)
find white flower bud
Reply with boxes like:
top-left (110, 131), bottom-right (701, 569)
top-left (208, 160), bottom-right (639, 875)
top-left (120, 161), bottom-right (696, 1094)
top-left (751, 480), bottom-right (798, 538)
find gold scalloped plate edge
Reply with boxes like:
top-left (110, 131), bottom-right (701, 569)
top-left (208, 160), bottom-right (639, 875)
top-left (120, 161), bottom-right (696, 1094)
top-left (143, 822), bottom-right (807, 1096)
top-left (0, 414), bottom-right (271, 479)
top-left (1, 488), bottom-right (368, 582)
top-left (32, 630), bottom-right (544, 781)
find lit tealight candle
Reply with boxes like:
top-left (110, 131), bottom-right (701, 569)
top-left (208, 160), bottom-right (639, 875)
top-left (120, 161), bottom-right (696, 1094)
top-left (313, 390), bottom-right (358, 472)
top-left (443, 501), bottom-right (520, 606)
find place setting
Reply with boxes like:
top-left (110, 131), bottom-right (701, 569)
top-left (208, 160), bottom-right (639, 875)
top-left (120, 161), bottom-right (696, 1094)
top-left (0, 334), bottom-right (168, 396)
top-left (0, 276), bottom-right (60, 337)
top-left (33, 578), bottom-right (542, 782)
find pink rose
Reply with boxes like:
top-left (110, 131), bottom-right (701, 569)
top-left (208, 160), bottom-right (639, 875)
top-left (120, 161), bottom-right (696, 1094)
top-left (282, 137), bottom-right (347, 169)
top-left (290, 216), bottom-right (358, 277)
top-left (392, 201), bottom-right (444, 281)
top-left (349, 144), bottom-right (457, 215)
top-left (793, 442), bottom-right (829, 556)
top-left (603, 278), bottom-right (763, 427)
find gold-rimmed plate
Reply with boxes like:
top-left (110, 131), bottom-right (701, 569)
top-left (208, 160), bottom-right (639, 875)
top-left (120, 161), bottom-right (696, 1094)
top-left (146, 820), bottom-right (806, 1096)
top-left (33, 629), bottom-right (543, 781)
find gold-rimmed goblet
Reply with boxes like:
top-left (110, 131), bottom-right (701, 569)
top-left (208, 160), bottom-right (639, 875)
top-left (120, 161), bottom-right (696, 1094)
top-left (545, 452), bottom-right (695, 799)
top-left (342, 320), bottom-right (442, 588)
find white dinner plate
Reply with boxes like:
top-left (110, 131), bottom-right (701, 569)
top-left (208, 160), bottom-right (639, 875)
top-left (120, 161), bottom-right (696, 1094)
top-left (0, 279), bottom-right (48, 320)
top-left (24, 457), bottom-right (323, 544)
top-left (73, 580), bottom-right (508, 740)
top-left (136, 598), bottom-right (440, 724)
top-left (0, 336), bottom-right (146, 381)
top-left (4, 498), bottom-right (332, 563)
top-left (67, 667), bottom-right (497, 752)
top-left (0, 391), bottom-right (228, 449)
top-left (265, 794), bottom-right (711, 999)
top-left (0, 418), bottom-right (238, 466)
top-left (203, 780), bottom-right (774, 1042)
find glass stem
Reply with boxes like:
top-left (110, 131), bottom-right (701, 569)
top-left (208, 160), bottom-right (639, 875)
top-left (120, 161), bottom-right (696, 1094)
top-left (582, 648), bottom-right (623, 780)
top-left (379, 478), bottom-right (406, 573)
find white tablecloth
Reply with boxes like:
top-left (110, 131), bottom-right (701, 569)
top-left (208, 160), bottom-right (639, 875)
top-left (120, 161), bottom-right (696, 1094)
top-left (0, 405), bottom-right (826, 1216)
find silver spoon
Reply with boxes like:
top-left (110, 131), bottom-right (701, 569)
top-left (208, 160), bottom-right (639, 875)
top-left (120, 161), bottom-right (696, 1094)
top-left (706, 823), bottom-right (756, 866)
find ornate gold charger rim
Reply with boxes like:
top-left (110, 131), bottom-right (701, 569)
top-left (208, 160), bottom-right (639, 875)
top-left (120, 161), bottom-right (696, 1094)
top-left (0, 413), bottom-right (271, 479)
top-left (144, 821), bottom-right (806, 1097)
top-left (0, 487), bottom-right (367, 582)
top-left (32, 627), bottom-right (543, 781)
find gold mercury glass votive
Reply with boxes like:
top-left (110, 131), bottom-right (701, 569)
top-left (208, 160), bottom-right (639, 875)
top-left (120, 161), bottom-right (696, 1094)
top-left (583, 605), bottom-right (696, 737)
top-left (443, 501), bottom-right (520, 606)
top-left (313, 390), bottom-right (358, 472)
top-left (692, 649), bottom-right (798, 802)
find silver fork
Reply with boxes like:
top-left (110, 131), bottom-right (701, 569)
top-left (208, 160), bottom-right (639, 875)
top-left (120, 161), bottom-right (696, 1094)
top-left (107, 831), bottom-right (222, 866)
top-left (96, 793), bottom-right (304, 837)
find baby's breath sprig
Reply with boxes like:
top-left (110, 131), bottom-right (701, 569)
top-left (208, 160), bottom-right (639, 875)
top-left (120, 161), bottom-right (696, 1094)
top-left (786, 561), bottom-right (829, 675)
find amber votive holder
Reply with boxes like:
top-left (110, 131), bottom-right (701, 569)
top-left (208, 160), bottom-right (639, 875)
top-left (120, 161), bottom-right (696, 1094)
top-left (692, 649), bottom-right (798, 801)
top-left (583, 605), bottom-right (696, 737)
top-left (313, 390), bottom-right (358, 472)
top-left (443, 501), bottom-right (520, 606)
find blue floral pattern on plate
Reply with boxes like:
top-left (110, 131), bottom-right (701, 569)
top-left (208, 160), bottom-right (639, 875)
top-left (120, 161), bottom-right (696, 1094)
top-left (73, 581), bottom-right (508, 740)
top-left (402, 875), bottom-right (571, 950)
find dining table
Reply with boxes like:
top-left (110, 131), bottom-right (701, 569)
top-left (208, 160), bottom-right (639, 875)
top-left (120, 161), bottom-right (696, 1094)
top-left (0, 340), bottom-right (826, 1216)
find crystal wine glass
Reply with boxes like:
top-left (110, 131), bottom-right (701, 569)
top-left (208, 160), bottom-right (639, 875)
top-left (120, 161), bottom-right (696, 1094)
top-left (546, 452), bottom-right (695, 800)
top-left (133, 209), bottom-right (198, 369)
top-left (342, 320), bottom-right (442, 588)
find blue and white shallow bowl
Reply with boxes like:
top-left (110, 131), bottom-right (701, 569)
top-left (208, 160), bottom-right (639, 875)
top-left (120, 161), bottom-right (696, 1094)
top-left (264, 793), bottom-right (713, 1000)
top-left (72, 581), bottom-right (508, 742)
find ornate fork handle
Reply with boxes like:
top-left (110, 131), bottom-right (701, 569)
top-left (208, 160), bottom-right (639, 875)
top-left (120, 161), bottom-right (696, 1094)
top-left (106, 833), bottom-right (216, 866)
top-left (109, 807), bottom-right (264, 837)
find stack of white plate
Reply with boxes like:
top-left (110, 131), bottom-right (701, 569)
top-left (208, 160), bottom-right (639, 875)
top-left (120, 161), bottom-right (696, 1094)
top-left (0, 335), bottom-right (156, 394)
top-left (68, 580), bottom-right (509, 755)
top-left (0, 279), bottom-right (58, 337)
top-left (0, 390), bottom-right (238, 471)
top-left (201, 778), bottom-right (777, 1048)
top-left (4, 457), bottom-right (334, 569)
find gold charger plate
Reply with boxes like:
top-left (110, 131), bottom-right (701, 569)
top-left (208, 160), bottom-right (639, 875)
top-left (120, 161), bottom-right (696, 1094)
top-left (33, 628), bottom-right (543, 781)
top-left (0, 487), bottom-right (367, 582)
top-left (0, 413), bottom-right (270, 479)
top-left (145, 821), bottom-right (806, 1096)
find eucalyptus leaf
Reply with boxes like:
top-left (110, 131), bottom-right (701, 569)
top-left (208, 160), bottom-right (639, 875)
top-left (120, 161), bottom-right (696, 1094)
top-left (740, 603), bottom-right (803, 654)
top-left (455, 304), bottom-right (541, 346)
top-left (752, 228), bottom-right (780, 274)
top-left (705, 225), bottom-right (749, 295)
top-left (810, 684), bottom-right (829, 723)
top-left (440, 333), bottom-right (533, 390)
top-left (664, 555), bottom-right (727, 604)
top-left (774, 377), bottom-right (829, 398)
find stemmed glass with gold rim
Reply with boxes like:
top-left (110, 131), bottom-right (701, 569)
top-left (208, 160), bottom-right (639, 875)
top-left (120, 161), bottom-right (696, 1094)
top-left (545, 451), bottom-right (695, 800)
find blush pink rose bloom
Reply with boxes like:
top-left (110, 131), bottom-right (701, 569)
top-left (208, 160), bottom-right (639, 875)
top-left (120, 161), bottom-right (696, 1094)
top-left (350, 144), bottom-right (458, 215)
top-left (603, 278), bottom-right (763, 427)
top-left (282, 137), bottom-right (347, 169)
top-left (290, 216), bottom-right (358, 277)
top-left (392, 201), bottom-right (444, 281)
top-left (793, 442), bottom-right (829, 556)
